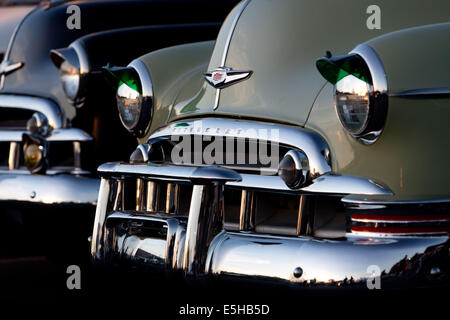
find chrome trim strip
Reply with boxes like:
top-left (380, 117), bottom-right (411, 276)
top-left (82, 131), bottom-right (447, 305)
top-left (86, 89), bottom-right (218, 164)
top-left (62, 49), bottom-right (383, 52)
top-left (97, 162), bottom-right (392, 196)
top-left (351, 218), bottom-right (450, 224)
top-left (149, 118), bottom-right (332, 178)
top-left (8, 141), bottom-right (20, 170)
top-left (0, 168), bottom-right (90, 175)
top-left (350, 44), bottom-right (387, 98)
top-left (214, 0), bottom-right (251, 110)
top-left (342, 196), bottom-right (450, 205)
top-left (127, 59), bottom-right (154, 137)
top-left (391, 87), bottom-right (450, 98)
top-left (227, 173), bottom-right (392, 195)
top-left (350, 44), bottom-right (388, 144)
top-left (350, 231), bottom-right (449, 237)
top-left (0, 128), bottom-right (93, 142)
top-left (0, 173), bottom-right (99, 205)
top-left (98, 162), bottom-right (241, 185)
top-left (205, 232), bottom-right (449, 286)
top-left (70, 41), bottom-right (89, 76)
top-left (0, 94), bottom-right (64, 129)
top-left (129, 59), bottom-right (153, 99)
top-left (220, 0), bottom-right (251, 67)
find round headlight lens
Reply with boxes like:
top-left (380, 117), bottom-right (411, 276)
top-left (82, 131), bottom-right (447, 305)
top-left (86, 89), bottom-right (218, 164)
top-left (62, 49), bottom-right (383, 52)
top-left (335, 75), bottom-right (371, 135)
top-left (117, 82), bottom-right (143, 130)
top-left (60, 60), bottom-right (80, 100)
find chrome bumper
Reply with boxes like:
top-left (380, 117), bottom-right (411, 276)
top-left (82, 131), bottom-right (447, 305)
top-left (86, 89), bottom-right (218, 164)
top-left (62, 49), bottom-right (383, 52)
top-left (91, 118), bottom-right (448, 289)
top-left (96, 210), bottom-right (449, 289)
top-left (91, 162), bottom-right (449, 289)
top-left (0, 172), bottom-right (99, 205)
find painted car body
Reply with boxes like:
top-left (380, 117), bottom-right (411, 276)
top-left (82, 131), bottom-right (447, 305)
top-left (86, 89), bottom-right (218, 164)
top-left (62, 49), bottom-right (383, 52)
top-left (91, 0), bottom-right (450, 289)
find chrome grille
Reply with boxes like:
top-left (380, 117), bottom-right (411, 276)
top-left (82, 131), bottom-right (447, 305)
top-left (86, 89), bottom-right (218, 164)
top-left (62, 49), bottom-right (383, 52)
top-left (91, 118), bottom-right (393, 276)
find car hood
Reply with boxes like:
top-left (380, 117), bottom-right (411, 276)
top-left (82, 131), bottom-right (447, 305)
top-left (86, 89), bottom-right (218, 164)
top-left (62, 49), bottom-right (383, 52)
top-left (170, 0), bottom-right (450, 127)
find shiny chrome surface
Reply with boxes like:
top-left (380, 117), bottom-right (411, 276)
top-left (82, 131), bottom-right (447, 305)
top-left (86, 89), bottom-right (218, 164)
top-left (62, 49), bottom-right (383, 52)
top-left (98, 162), bottom-right (242, 185)
top-left (0, 128), bottom-right (93, 142)
top-left (344, 196), bottom-right (450, 236)
top-left (0, 173), bottom-right (99, 205)
top-left (129, 144), bottom-right (150, 163)
top-left (51, 43), bottom-right (87, 106)
top-left (0, 94), bottom-right (64, 129)
top-left (27, 112), bottom-right (51, 137)
top-left (98, 162), bottom-right (391, 196)
top-left (391, 87), bottom-right (450, 98)
top-left (94, 210), bottom-right (188, 269)
top-left (342, 195), bottom-right (450, 205)
top-left (351, 44), bottom-right (388, 102)
top-left (126, 59), bottom-right (154, 137)
top-left (92, 161), bottom-right (448, 288)
top-left (93, 200), bottom-right (449, 288)
top-left (205, 232), bottom-right (449, 287)
top-left (278, 150), bottom-right (310, 189)
top-left (91, 179), bottom-right (115, 260)
top-left (183, 184), bottom-right (225, 276)
top-left (349, 44), bottom-right (388, 144)
top-left (8, 141), bottom-right (20, 170)
top-left (149, 118), bottom-right (332, 179)
top-left (214, 0), bottom-right (252, 109)
top-left (239, 190), bottom-right (255, 231)
top-left (228, 173), bottom-right (391, 195)
top-left (204, 67), bottom-right (252, 90)
top-left (0, 60), bottom-right (24, 77)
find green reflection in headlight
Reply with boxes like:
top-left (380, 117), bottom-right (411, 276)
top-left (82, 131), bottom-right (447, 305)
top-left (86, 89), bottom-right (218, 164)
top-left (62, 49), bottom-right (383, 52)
top-left (316, 53), bottom-right (372, 85)
top-left (102, 66), bottom-right (142, 94)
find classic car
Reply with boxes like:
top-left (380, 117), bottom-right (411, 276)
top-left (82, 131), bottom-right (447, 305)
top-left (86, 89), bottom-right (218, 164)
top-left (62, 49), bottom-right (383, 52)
top-left (0, 0), bottom-right (238, 258)
top-left (91, 0), bottom-right (450, 289)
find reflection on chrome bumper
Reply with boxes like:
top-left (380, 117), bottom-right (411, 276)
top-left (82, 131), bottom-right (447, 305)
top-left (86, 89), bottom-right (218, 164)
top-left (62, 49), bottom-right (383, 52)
top-left (94, 210), bottom-right (449, 289)
top-left (0, 172), bottom-right (99, 205)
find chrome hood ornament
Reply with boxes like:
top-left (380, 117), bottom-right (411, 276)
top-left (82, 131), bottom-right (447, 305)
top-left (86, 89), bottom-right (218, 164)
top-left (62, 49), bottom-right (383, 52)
top-left (0, 60), bottom-right (24, 90)
top-left (204, 67), bottom-right (252, 89)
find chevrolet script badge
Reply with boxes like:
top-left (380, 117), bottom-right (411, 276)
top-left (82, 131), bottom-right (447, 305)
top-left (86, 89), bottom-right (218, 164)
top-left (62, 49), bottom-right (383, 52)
top-left (204, 67), bottom-right (252, 89)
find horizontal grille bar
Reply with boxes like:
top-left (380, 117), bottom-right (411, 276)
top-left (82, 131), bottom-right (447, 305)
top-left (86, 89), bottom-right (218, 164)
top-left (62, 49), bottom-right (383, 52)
top-left (0, 128), bottom-right (93, 142)
top-left (98, 162), bottom-right (392, 196)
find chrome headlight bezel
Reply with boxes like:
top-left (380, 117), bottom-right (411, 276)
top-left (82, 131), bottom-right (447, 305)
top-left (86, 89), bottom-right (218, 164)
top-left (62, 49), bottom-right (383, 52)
top-left (344, 44), bottom-right (388, 144)
top-left (317, 44), bottom-right (388, 145)
top-left (50, 42), bottom-right (88, 107)
top-left (115, 59), bottom-right (154, 137)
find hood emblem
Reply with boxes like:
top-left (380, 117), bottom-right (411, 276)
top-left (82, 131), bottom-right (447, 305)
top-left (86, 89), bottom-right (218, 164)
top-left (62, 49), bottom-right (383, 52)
top-left (204, 67), bottom-right (252, 89)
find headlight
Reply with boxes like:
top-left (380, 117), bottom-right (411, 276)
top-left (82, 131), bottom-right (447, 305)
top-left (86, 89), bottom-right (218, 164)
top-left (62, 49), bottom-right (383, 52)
top-left (60, 60), bottom-right (80, 101)
top-left (316, 44), bottom-right (388, 144)
top-left (50, 45), bottom-right (85, 107)
top-left (335, 74), bottom-right (371, 135)
top-left (116, 69), bottom-right (143, 130)
top-left (103, 60), bottom-right (153, 137)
